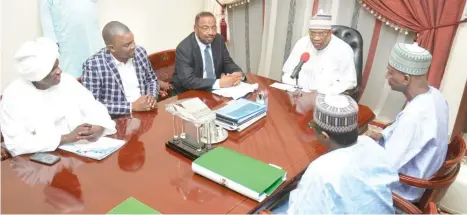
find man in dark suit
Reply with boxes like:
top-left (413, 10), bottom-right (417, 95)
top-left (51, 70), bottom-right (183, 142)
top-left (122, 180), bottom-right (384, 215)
top-left (82, 21), bottom-right (170, 118)
top-left (172, 12), bottom-right (244, 94)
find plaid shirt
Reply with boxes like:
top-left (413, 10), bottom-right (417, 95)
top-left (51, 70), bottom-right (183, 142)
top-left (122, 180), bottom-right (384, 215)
top-left (82, 46), bottom-right (159, 116)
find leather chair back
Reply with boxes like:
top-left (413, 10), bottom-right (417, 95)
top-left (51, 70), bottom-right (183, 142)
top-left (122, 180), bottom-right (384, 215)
top-left (148, 49), bottom-right (176, 101)
top-left (148, 49), bottom-right (176, 83)
top-left (331, 25), bottom-right (363, 100)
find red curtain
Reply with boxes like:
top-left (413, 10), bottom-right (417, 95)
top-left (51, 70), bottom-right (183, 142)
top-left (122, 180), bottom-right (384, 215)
top-left (361, 0), bottom-right (466, 88)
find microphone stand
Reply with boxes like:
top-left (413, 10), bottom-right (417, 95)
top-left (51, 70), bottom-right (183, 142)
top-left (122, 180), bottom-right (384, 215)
top-left (290, 73), bottom-right (303, 97)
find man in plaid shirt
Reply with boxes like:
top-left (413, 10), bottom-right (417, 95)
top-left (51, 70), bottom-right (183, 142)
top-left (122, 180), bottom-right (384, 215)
top-left (83, 21), bottom-right (167, 118)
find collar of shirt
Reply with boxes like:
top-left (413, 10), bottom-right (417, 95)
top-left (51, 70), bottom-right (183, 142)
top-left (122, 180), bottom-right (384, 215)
top-left (195, 34), bottom-right (211, 50)
top-left (111, 54), bottom-right (133, 67)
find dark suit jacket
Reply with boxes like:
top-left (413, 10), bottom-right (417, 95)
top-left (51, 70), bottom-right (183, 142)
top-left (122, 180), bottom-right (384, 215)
top-left (172, 32), bottom-right (242, 93)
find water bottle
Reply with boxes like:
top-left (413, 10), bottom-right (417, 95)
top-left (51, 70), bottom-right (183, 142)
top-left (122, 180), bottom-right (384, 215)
top-left (256, 89), bottom-right (269, 111)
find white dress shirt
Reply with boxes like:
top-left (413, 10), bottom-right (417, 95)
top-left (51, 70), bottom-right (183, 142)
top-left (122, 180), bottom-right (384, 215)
top-left (112, 55), bottom-right (141, 102)
top-left (195, 35), bottom-right (221, 89)
top-left (282, 35), bottom-right (357, 95)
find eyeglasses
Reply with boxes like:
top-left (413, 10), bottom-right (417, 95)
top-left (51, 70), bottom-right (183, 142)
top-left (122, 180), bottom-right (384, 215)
top-left (309, 31), bottom-right (329, 38)
top-left (197, 25), bottom-right (217, 32)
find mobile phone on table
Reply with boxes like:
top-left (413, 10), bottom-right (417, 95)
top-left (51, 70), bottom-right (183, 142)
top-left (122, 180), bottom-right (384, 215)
top-left (29, 152), bottom-right (61, 165)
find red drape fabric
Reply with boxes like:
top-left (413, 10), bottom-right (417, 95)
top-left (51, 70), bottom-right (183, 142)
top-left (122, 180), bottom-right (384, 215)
top-left (216, 1), bottom-right (228, 41)
top-left (361, 0), bottom-right (466, 88)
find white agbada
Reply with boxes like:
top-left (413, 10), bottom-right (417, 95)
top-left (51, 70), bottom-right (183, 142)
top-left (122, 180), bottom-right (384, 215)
top-left (380, 87), bottom-right (449, 202)
top-left (379, 43), bottom-right (449, 202)
top-left (0, 38), bottom-right (116, 157)
top-left (272, 94), bottom-right (398, 214)
top-left (274, 136), bottom-right (398, 214)
top-left (282, 35), bottom-right (357, 94)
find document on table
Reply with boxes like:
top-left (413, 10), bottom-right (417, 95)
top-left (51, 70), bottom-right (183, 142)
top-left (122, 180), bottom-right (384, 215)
top-left (212, 82), bottom-right (259, 100)
top-left (58, 137), bottom-right (126, 160)
top-left (270, 82), bottom-right (311, 93)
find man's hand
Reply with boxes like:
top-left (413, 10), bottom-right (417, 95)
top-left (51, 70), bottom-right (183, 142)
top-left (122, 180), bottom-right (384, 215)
top-left (132, 95), bottom-right (157, 112)
top-left (146, 94), bottom-right (157, 110)
top-left (220, 73), bottom-right (242, 88)
top-left (160, 81), bottom-right (173, 91)
top-left (60, 123), bottom-right (92, 144)
top-left (160, 90), bottom-right (168, 98)
top-left (365, 130), bottom-right (383, 141)
top-left (229, 72), bottom-right (244, 86)
top-left (77, 125), bottom-right (105, 142)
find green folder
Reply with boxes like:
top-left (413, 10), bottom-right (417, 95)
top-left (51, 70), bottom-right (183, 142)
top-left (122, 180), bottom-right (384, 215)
top-left (107, 197), bottom-right (160, 214)
top-left (192, 147), bottom-right (287, 202)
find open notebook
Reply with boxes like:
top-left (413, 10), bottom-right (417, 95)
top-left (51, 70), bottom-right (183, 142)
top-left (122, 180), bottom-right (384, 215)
top-left (59, 137), bottom-right (125, 160)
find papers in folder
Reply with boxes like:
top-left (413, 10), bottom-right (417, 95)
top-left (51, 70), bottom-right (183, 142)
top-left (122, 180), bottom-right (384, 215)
top-left (212, 82), bottom-right (259, 100)
top-left (270, 82), bottom-right (311, 93)
top-left (192, 147), bottom-right (287, 202)
top-left (215, 99), bottom-right (267, 131)
top-left (59, 137), bottom-right (125, 160)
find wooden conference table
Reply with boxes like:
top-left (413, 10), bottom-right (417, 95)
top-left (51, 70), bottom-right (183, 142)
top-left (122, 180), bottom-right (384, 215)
top-left (0, 74), bottom-right (375, 214)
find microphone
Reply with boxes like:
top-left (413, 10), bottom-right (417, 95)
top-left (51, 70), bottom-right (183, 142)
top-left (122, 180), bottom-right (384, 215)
top-left (290, 52), bottom-right (310, 79)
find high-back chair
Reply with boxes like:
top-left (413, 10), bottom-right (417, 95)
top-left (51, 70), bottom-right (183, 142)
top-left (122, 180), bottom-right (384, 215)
top-left (331, 25), bottom-right (363, 101)
top-left (148, 49), bottom-right (176, 100)
top-left (394, 135), bottom-right (466, 212)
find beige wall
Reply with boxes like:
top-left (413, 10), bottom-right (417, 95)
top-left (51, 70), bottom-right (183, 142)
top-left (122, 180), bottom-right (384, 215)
top-left (440, 4), bottom-right (467, 135)
top-left (0, 0), bottom-right (204, 92)
top-left (1, 0), bottom-right (42, 92)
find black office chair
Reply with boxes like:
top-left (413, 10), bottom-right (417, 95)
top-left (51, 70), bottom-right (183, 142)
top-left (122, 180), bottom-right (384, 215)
top-left (331, 25), bottom-right (363, 101)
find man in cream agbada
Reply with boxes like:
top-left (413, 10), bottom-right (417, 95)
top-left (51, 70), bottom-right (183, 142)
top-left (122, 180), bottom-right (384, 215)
top-left (282, 14), bottom-right (357, 95)
top-left (0, 37), bottom-right (116, 157)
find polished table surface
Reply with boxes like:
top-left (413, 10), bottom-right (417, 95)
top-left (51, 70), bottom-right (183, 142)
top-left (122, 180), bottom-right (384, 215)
top-left (1, 74), bottom-right (375, 214)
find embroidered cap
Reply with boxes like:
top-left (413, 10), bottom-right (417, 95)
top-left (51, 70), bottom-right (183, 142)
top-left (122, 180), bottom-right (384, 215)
top-left (14, 37), bottom-right (59, 82)
top-left (313, 94), bottom-right (359, 133)
top-left (309, 14), bottom-right (332, 30)
top-left (389, 42), bottom-right (432, 76)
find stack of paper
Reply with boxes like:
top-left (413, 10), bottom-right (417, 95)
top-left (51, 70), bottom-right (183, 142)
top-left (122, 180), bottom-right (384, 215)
top-left (192, 147), bottom-right (287, 202)
top-left (212, 82), bottom-right (259, 100)
top-left (214, 99), bottom-right (266, 132)
top-left (59, 137), bottom-right (125, 160)
top-left (270, 82), bottom-right (311, 93)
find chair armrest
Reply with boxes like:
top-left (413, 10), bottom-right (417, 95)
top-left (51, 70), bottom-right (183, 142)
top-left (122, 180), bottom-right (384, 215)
top-left (258, 209), bottom-right (273, 214)
top-left (399, 163), bottom-right (460, 189)
top-left (392, 192), bottom-right (423, 214)
top-left (428, 202), bottom-right (438, 214)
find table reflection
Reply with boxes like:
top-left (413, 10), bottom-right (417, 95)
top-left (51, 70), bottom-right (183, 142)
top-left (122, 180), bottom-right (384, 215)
top-left (8, 156), bottom-right (84, 213)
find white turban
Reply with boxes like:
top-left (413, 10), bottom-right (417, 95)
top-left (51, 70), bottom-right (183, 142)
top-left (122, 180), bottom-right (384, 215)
top-left (14, 37), bottom-right (59, 82)
top-left (389, 42), bottom-right (432, 76)
top-left (309, 14), bottom-right (332, 30)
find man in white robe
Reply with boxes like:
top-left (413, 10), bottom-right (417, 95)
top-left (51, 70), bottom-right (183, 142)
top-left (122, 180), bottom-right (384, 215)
top-left (273, 94), bottom-right (398, 214)
top-left (366, 43), bottom-right (449, 202)
top-left (0, 37), bottom-right (116, 157)
top-left (282, 14), bottom-right (357, 95)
